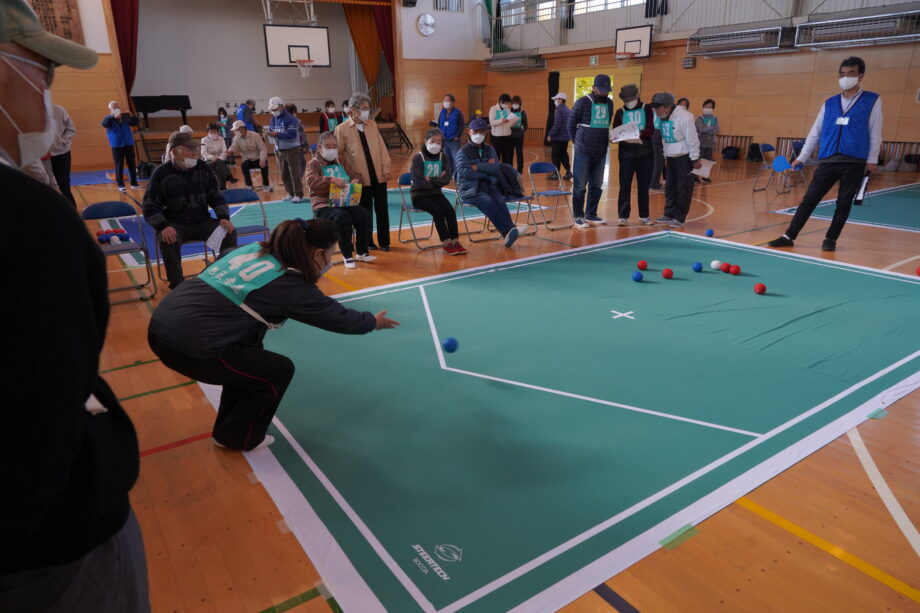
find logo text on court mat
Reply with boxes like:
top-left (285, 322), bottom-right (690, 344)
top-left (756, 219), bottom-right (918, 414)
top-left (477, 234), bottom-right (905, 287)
top-left (411, 544), bottom-right (458, 581)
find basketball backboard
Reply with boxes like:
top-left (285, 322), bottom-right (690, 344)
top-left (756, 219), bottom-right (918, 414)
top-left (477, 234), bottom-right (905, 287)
top-left (263, 24), bottom-right (331, 67)
top-left (615, 25), bottom-right (652, 59)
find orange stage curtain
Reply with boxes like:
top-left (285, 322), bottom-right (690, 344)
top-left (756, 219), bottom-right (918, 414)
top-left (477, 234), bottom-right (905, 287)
top-left (343, 4), bottom-right (382, 86)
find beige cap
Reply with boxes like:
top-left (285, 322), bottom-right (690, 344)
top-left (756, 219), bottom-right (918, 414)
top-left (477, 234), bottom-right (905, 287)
top-left (231, 120), bottom-right (246, 131)
top-left (0, 0), bottom-right (98, 69)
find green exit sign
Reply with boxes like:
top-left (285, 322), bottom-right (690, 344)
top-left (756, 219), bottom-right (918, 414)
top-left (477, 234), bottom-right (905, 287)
top-left (589, 55), bottom-right (598, 65)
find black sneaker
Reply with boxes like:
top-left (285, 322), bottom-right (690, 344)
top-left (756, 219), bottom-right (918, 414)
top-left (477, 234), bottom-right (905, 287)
top-left (767, 235), bottom-right (794, 248)
top-left (368, 242), bottom-right (379, 250)
top-left (563, 172), bottom-right (573, 181)
top-left (380, 245), bottom-right (390, 252)
top-left (822, 239), bottom-right (836, 252)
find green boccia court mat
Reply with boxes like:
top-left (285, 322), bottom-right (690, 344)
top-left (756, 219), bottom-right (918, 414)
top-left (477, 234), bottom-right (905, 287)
top-left (775, 182), bottom-right (920, 234)
top-left (201, 231), bottom-right (920, 613)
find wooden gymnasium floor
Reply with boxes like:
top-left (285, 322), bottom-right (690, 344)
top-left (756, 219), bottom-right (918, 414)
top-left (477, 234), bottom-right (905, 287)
top-left (79, 147), bottom-right (920, 613)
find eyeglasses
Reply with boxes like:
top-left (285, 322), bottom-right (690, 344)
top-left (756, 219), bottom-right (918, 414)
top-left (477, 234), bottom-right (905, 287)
top-left (0, 50), bottom-right (56, 88)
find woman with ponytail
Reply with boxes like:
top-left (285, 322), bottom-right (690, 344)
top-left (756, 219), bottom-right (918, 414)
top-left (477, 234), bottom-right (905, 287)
top-left (147, 218), bottom-right (399, 451)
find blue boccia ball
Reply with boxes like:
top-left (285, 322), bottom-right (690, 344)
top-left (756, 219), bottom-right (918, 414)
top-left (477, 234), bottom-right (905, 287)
top-left (705, 229), bottom-right (714, 237)
top-left (692, 262), bottom-right (703, 272)
top-left (98, 234), bottom-right (110, 243)
top-left (632, 271), bottom-right (643, 282)
top-left (442, 337), bottom-right (458, 353)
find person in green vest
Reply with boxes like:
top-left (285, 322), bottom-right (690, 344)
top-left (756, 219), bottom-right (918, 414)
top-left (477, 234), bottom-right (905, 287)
top-left (509, 95), bottom-right (528, 173)
top-left (147, 217), bottom-right (399, 451)
top-left (695, 98), bottom-right (719, 183)
top-left (410, 128), bottom-right (464, 255)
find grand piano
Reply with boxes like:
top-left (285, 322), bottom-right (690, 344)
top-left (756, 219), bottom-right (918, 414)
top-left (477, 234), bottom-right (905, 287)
top-left (131, 95), bottom-right (192, 130)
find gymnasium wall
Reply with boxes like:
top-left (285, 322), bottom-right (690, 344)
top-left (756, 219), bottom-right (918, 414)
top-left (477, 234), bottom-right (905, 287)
top-left (481, 41), bottom-right (920, 153)
top-left (48, 0), bottom-right (131, 171)
top-left (133, 0), bottom-right (353, 120)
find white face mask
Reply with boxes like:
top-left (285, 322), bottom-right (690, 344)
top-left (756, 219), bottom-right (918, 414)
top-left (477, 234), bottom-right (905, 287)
top-left (839, 76), bottom-right (859, 91)
top-left (0, 57), bottom-right (56, 168)
top-left (316, 250), bottom-right (333, 277)
top-left (554, 99), bottom-right (562, 107)
top-left (326, 106), bottom-right (335, 113)
top-left (112, 108), bottom-right (121, 117)
top-left (180, 156), bottom-right (197, 169)
top-left (501, 103), bottom-right (510, 110)
top-left (512, 104), bottom-right (520, 110)
top-left (209, 133), bottom-right (220, 140)
top-left (343, 106), bottom-right (351, 113)
top-left (359, 109), bottom-right (370, 121)
top-left (321, 148), bottom-right (338, 162)
top-left (625, 100), bottom-right (638, 109)
top-left (271, 109), bottom-right (282, 117)
top-left (443, 101), bottom-right (451, 109)
top-left (702, 107), bottom-right (713, 115)
top-left (470, 133), bottom-right (486, 144)
top-left (426, 142), bottom-right (442, 154)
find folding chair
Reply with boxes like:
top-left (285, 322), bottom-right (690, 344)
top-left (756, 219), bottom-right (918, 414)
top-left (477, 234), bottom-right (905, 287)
top-left (455, 171), bottom-right (537, 243)
top-left (82, 200), bottom-right (157, 304)
top-left (527, 161), bottom-right (574, 230)
top-left (221, 188), bottom-right (270, 243)
top-left (396, 173), bottom-right (440, 250)
top-left (769, 155), bottom-right (803, 195)
top-left (752, 143), bottom-right (776, 192)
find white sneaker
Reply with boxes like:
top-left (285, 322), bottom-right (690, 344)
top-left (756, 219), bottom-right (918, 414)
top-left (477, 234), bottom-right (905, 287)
top-left (262, 186), bottom-right (273, 192)
top-left (343, 258), bottom-right (357, 269)
top-left (117, 186), bottom-right (126, 192)
top-left (618, 218), bottom-right (628, 226)
top-left (574, 217), bottom-right (590, 229)
top-left (292, 196), bottom-right (303, 203)
top-left (355, 253), bottom-right (376, 262)
top-left (639, 217), bottom-right (654, 226)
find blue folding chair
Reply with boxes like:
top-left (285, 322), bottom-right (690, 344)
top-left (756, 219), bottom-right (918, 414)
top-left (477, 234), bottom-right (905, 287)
top-left (455, 168), bottom-right (537, 242)
top-left (752, 143), bottom-right (776, 192)
top-left (528, 161), bottom-right (573, 230)
top-left (222, 188), bottom-right (270, 243)
top-left (82, 200), bottom-right (157, 304)
top-left (396, 172), bottom-right (439, 250)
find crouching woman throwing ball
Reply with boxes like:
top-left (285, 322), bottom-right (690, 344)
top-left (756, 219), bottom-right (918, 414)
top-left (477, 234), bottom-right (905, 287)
top-left (147, 218), bottom-right (399, 450)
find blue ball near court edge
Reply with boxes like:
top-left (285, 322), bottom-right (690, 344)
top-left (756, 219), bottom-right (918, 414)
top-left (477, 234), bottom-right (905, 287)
top-left (705, 229), bottom-right (714, 237)
top-left (442, 337), bottom-right (458, 353)
top-left (692, 262), bottom-right (703, 272)
top-left (632, 271), bottom-right (643, 282)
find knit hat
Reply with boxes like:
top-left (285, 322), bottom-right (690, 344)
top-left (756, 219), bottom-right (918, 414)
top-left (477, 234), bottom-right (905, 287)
top-left (649, 92), bottom-right (676, 108)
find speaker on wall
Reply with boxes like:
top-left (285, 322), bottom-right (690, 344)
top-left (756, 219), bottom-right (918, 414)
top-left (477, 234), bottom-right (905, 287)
top-left (403, 0), bottom-right (417, 6)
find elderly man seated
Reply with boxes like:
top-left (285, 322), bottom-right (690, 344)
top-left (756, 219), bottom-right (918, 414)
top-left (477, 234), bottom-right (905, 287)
top-left (227, 120), bottom-right (271, 192)
top-left (143, 131), bottom-right (237, 289)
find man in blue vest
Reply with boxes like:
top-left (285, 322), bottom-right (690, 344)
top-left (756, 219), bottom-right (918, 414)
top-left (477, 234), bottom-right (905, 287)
top-left (437, 93), bottom-right (464, 163)
top-left (768, 57), bottom-right (882, 252)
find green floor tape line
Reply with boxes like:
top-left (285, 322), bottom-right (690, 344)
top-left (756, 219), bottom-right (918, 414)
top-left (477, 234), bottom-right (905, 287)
top-left (659, 524), bottom-right (699, 550)
top-left (118, 380), bottom-right (195, 402)
top-left (867, 408), bottom-right (889, 420)
top-left (326, 598), bottom-right (344, 613)
top-left (256, 588), bottom-right (320, 613)
top-left (100, 358), bottom-right (161, 374)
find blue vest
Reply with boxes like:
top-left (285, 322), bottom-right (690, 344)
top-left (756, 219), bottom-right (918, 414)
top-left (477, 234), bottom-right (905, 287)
top-left (818, 91), bottom-right (878, 161)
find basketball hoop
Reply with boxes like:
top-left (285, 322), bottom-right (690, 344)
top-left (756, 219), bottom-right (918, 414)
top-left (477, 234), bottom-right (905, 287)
top-left (295, 59), bottom-right (314, 79)
top-left (615, 52), bottom-right (635, 70)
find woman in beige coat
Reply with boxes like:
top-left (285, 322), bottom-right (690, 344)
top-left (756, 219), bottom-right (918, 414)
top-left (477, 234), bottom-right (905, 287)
top-left (334, 92), bottom-right (392, 250)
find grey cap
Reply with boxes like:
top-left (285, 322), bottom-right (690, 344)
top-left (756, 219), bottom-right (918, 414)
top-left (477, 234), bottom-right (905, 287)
top-left (649, 92), bottom-right (676, 108)
top-left (619, 84), bottom-right (639, 101)
top-left (167, 131), bottom-right (198, 150)
top-left (0, 0), bottom-right (98, 69)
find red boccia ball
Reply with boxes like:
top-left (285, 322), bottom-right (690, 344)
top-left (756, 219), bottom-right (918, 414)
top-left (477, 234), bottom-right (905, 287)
top-left (730, 265), bottom-right (741, 275)
top-left (95, 230), bottom-right (104, 236)
top-left (720, 262), bottom-right (731, 273)
top-left (916, 266), bottom-right (920, 276)
top-left (637, 260), bottom-right (648, 271)
top-left (662, 268), bottom-right (674, 279)
top-left (754, 283), bottom-right (767, 295)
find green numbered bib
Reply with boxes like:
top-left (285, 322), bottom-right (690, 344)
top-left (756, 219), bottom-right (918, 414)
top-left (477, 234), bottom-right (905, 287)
top-left (659, 120), bottom-right (678, 144)
top-left (327, 116), bottom-right (340, 131)
top-left (200, 243), bottom-right (285, 326)
top-left (589, 103), bottom-right (610, 129)
top-left (322, 164), bottom-right (349, 180)
top-left (423, 160), bottom-right (442, 177)
top-left (623, 109), bottom-right (646, 131)
top-left (653, 114), bottom-right (661, 129)
top-left (702, 116), bottom-right (716, 127)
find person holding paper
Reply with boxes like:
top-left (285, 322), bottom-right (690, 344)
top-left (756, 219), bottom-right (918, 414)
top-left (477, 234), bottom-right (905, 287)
top-left (101, 100), bottom-right (140, 192)
top-left (648, 92), bottom-right (701, 229)
top-left (488, 93), bottom-right (518, 165)
top-left (566, 74), bottom-right (614, 227)
top-left (695, 98), bottom-right (719, 183)
top-left (612, 84), bottom-right (656, 226)
top-left (768, 56), bottom-right (881, 252)
top-left (147, 218), bottom-right (399, 451)
top-left (267, 96), bottom-right (304, 203)
top-left (509, 95), bottom-right (528, 173)
top-left (410, 128), bottom-right (464, 255)
top-left (143, 131), bottom-right (237, 289)
top-left (305, 131), bottom-right (374, 269)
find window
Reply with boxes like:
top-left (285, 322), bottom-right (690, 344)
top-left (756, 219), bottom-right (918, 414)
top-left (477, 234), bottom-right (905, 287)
top-left (537, 0), bottom-right (555, 21)
top-left (434, 0), bottom-right (463, 12)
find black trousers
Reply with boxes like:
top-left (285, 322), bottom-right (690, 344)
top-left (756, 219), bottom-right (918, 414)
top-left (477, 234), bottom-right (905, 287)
top-left (618, 155), bottom-right (653, 219)
top-left (358, 182), bottom-right (390, 247)
top-left (241, 159), bottom-right (269, 187)
top-left (663, 154), bottom-right (695, 223)
top-left (511, 137), bottom-right (525, 173)
top-left (149, 332), bottom-right (294, 451)
top-left (785, 161), bottom-right (865, 241)
top-left (551, 140), bottom-right (571, 173)
top-left (158, 218), bottom-right (238, 289)
top-left (492, 135), bottom-right (513, 165)
top-left (50, 151), bottom-right (76, 207)
top-left (206, 159), bottom-right (233, 190)
top-left (410, 192), bottom-right (460, 241)
top-left (650, 132), bottom-right (666, 189)
top-left (111, 145), bottom-right (137, 187)
top-left (315, 205), bottom-right (372, 257)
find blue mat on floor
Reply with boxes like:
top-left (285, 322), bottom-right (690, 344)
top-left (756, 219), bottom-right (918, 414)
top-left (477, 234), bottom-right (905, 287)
top-left (71, 170), bottom-right (150, 187)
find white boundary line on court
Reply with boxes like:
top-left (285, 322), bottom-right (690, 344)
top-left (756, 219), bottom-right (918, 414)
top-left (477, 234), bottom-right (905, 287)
top-left (846, 429), bottom-right (920, 558)
top-left (204, 232), bottom-right (920, 613)
top-left (419, 287), bottom-right (759, 437)
top-left (884, 254), bottom-right (920, 272)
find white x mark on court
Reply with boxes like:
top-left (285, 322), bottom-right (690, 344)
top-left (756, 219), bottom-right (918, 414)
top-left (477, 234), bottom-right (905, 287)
top-left (610, 310), bottom-right (635, 320)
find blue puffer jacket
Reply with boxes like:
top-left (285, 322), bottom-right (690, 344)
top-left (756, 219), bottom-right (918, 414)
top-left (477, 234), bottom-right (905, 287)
top-left (101, 114), bottom-right (138, 148)
top-left (547, 103), bottom-right (571, 142)
top-left (454, 142), bottom-right (499, 200)
top-left (566, 93), bottom-right (613, 158)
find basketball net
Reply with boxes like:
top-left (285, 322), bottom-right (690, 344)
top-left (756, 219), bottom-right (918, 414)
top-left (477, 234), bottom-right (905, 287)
top-left (615, 52), bottom-right (635, 70)
top-left (295, 59), bottom-right (314, 79)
